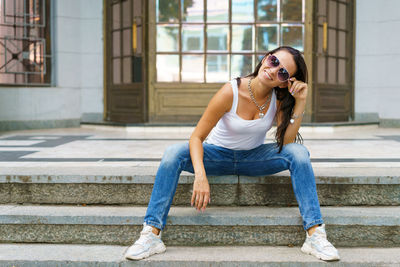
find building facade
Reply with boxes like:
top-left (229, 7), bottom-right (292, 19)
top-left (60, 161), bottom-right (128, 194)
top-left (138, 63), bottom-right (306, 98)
top-left (0, 0), bottom-right (399, 130)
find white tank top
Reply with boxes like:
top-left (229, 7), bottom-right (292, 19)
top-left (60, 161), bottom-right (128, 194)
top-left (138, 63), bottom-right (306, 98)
top-left (205, 79), bottom-right (277, 150)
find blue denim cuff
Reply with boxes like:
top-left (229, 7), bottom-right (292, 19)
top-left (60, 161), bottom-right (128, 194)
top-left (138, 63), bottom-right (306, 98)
top-left (304, 219), bottom-right (324, 230)
top-left (144, 220), bottom-right (164, 231)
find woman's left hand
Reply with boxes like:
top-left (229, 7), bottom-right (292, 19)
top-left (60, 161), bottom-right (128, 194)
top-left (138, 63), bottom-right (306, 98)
top-left (288, 77), bottom-right (308, 102)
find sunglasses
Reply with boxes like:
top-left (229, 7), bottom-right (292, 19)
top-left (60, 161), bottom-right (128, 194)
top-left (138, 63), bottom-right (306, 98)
top-left (265, 54), bottom-right (290, 82)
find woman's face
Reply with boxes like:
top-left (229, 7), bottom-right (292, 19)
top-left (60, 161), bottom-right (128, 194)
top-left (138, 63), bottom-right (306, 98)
top-left (257, 49), bottom-right (297, 88)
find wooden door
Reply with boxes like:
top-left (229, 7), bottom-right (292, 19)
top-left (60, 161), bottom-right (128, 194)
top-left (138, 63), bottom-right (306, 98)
top-left (312, 0), bottom-right (354, 122)
top-left (104, 0), bottom-right (147, 123)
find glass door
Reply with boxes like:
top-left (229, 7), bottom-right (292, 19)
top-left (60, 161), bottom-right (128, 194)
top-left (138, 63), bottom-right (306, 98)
top-left (105, 0), bottom-right (147, 123)
top-left (312, 0), bottom-right (354, 122)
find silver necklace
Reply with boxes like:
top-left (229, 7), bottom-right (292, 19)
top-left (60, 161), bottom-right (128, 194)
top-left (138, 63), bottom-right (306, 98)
top-left (247, 78), bottom-right (271, 119)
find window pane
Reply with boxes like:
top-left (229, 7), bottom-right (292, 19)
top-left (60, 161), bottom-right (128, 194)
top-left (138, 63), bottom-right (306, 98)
top-left (1, 73), bottom-right (14, 83)
top-left (183, 0), bottom-right (204, 22)
top-left (257, 0), bottom-right (277, 21)
top-left (318, 0), bottom-right (327, 15)
top-left (123, 57), bottom-right (131, 83)
top-left (257, 25), bottom-right (278, 52)
top-left (328, 29), bottom-right (336, 56)
top-left (136, 25), bottom-right (143, 54)
top-left (113, 58), bottom-right (121, 84)
top-left (112, 3), bottom-right (120, 30)
top-left (231, 54), bottom-right (253, 78)
top-left (206, 55), bottom-right (229, 82)
top-left (338, 3), bottom-right (347, 30)
top-left (123, 29), bottom-right (131, 56)
top-left (256, 54), bottom-right (265, 64)
top-left (232, 25), bottom-right (253, 52)
top-left (133, 56), bottom-right (143, 82)
top-left (157, 55), bottom-right (179, 82)
top-left (317, 26), bottom-right (323, 53)
top-left (281, 0), bottom-right (303, 21)
top-left (338, 31), bottom-right (346, 57)
top-left (122, 0), bottom-right (131, 28)
top-left (232, 0), bottom-right (254, 22)
top-left (157, 25), bottom-right (179, 52)
top-left (207, 25), bottom-right (228, 51)
top-left (182, 25), bottom-right (204, 52)
top-left (207, 0), bottom-right (228, 22)
top-left (113, 31), bottom-right (121, 57)
top-left (133, 0), bottom-right (142, 17)
top-left (328, 0), bottom-right (337, 28)
top-left (157, 0), bottom-right (179, 23)
top-left (0, 2), bottom-right (51, 85)
top-left (182, 55), bottom-right (204, 82)
top-left (282, 26), bottom-right (303, 51)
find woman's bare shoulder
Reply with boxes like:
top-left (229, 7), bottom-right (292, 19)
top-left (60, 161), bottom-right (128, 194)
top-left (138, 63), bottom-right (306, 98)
top-left (191, 81), bottom-right (234, 138)
top-left (218, 81), bottom-right (234, 97)
top-left (211, 81), bottom-right (234, 112)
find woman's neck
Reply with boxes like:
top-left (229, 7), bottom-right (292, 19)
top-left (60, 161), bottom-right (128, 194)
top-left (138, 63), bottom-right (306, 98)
top-left (250, 77), bottom-right (273, 100)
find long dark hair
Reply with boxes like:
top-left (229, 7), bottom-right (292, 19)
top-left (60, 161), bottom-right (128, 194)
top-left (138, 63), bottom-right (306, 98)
top-left (235, 46), bottom-right (308, 152)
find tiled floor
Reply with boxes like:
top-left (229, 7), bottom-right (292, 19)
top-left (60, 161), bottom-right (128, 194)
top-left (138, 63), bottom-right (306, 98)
top-left (0, 125), bottom-right (399, 171)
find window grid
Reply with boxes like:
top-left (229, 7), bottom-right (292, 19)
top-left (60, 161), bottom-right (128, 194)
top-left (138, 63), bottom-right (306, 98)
top-left (156, 0), bottom-right (304, 83)
top-left (317, 0), bottom-right (350, 85)
top-left (0, 0), bottom-right (51, 86)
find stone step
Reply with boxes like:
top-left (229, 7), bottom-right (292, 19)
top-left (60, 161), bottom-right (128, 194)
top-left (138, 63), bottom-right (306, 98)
top-left (1, 243), bottom-right (400, 266)
top-left (0, 205), bottom-right (399, 247)
top-left (1, 167), bottom-right (399, 206)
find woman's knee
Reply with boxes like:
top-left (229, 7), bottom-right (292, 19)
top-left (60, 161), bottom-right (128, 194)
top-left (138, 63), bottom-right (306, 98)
top-left (282, 143), bottom-right (310, 163)
top-left (162, 143), bottom-right (189, 166)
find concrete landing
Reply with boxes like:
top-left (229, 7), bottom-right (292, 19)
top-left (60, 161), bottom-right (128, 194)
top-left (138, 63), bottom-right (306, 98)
top-left (0, 125), bottom-right (399, 171)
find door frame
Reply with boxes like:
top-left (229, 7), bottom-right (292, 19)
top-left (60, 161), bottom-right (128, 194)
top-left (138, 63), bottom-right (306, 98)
top-left (103, 0), bottom-right (148, 123)
top-left (310, 0), bottom-right (355, 122)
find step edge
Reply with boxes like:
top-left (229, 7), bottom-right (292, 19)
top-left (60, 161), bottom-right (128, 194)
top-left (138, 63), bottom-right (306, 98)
top-left (0, 206), bottom-right (398, 226)
top-left (0, 244), bottom-right (399, 265)
top-left (1, 174), bottom-right (399, 184)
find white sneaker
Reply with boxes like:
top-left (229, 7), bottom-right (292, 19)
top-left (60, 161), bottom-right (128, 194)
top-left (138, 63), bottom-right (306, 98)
top-left (301, 224), bottom-right (340, 261)
top-left (124, 223), bottom-right (166, 260)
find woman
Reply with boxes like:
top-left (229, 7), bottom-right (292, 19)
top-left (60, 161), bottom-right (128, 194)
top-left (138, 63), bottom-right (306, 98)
top-left (125, 46), bottom-right (340, 262)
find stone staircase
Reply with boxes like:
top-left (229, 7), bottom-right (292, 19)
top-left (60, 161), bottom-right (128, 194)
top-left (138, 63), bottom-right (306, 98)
top-left (0, 167), bottom-right (399, 266)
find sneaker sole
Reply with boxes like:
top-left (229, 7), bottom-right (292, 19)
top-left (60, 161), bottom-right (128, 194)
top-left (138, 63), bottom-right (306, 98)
top-left (301, 242), bottom-right (340, 261)
top-left (125, 243), bottom-right (166, 260)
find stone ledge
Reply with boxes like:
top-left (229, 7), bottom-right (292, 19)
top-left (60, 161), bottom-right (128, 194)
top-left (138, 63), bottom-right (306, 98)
top-left (1, 167), bottom-right (400, 184)
top-left (0, 244), bottom-right (399, 266)
top-left (0, 205), bottom-right (399, 226)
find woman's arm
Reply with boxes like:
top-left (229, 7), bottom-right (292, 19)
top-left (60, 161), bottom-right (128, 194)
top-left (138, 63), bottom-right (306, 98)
top-left (276, 77), bottom-right (308, 145)
top-left (189, 82), bottom-right (233, 212)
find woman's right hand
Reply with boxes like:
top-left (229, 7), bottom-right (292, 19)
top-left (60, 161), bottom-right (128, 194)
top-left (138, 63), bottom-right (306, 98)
top-left (191, 174), bottom-right (210, 212)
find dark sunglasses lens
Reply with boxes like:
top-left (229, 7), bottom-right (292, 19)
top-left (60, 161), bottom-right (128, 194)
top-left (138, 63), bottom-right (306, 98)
top-left (268, 55), bottom-right (280, 67)
top-left (278, 68), bottom-right (289, 81)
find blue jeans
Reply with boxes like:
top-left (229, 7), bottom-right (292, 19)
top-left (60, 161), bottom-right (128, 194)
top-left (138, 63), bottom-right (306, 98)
top-left (144, 142), bottom-right (324, 231)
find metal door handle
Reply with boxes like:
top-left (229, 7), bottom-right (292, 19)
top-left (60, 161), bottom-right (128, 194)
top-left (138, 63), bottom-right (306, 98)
top-left (132, 21), bottom-right (137, 53)
top-left (323, 22), bottom-right (327, 53)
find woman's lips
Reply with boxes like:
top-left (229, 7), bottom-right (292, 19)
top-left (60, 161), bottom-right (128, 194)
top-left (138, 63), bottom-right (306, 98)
top-left (264, 69), bottom-right (272, 80)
